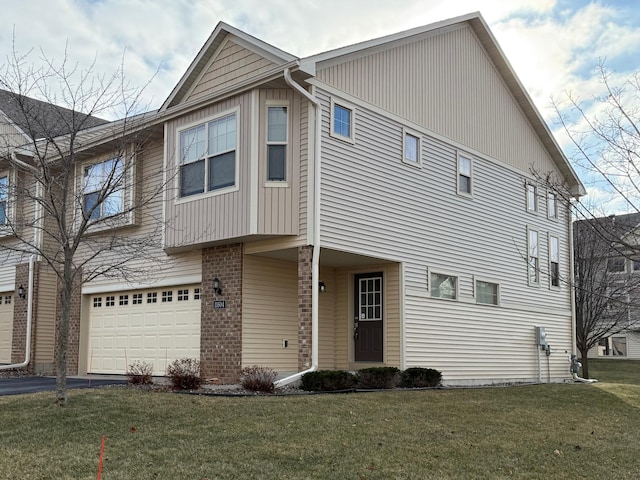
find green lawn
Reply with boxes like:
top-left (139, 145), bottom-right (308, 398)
top-left (0, 362), bottom-right (639, 479)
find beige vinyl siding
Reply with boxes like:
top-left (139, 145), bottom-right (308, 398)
top-left (316, 24), bottom-right (555, 177)
top-left (242, 255), bottom-right (298, 371)
top-left (299, 100), bottom-right (309, 240)
top-left (186, 39), bottom-right (278, 104)
top-left (0, 117), bottom-right (27, 148)
top-left (257, 89), bottom-right (300, 235)
top-left (164, 93), bottom-right (252, 248)
top-left (34, 265), bottom-right (57, 373)
top-left (318, 88), bottom-right (573, 382)
top-left (333, 264), bottom-right (401, 370)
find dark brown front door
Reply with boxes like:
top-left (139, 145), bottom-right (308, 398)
top-left (354, 272), bottom-right (383, 362)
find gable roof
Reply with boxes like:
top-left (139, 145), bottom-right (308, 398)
top-left (160, 22), bottom-right (297, 111)
top-left (0, 88), bottom-right (107, 142)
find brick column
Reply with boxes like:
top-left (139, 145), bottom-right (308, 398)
top-left (298, 245), bottom-right (313, 370)
top-left (11, 261), bottom-right (40, 371)
top-left (55, 271), bottom-right (82, 375)
top-left (201, 243), bottom-right (243, 384)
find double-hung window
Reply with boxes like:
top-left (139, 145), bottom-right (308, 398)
top-left (547, 192), bottom-right (558, 219)
top-left (526, 184), bottom-right (537, 212)
top-left (549, 235), bottom-right (560, 287)
top-left (83, 157), bottom-right (123, 220)
top-left (0, 176), bottom-right (7, 225)
top-left (267, 105), bottom-right (287, 181)
top-left (180, 112), bottom-right (237, 197)
top-left (528, 228), bottom-right (539, 285)
top-left (458, 154), bottom-right (472, 195)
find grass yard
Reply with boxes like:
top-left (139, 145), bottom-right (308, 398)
top-left (0, 360), bottom-right (638, 479)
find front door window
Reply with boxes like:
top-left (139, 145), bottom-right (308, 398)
top-left (354, 273), bottom-right (384, 362)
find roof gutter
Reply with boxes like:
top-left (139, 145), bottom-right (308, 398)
top-left (276, 67), bottom-right (321, 386)
top-left (0, 255), bottom-right (36, 371)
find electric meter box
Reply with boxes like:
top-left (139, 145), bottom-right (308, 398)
top-left (535, 326), bottom-right (548, 346)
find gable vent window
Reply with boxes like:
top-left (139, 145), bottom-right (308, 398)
top-left (179, 112), bottom-right (237, 197)
top-left (267, 106), bottom-right (288, 181)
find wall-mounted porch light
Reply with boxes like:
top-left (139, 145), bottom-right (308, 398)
top-left (18, 285), bottom-right (26, 299)
top-left (213, 277), bottom-right (222, 295)
top-left (319, 281), bottom-right (326, 293)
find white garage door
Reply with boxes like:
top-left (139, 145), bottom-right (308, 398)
top-left (0, 293), bottom-right (14, 364)
top-left (88, 285), bottom-right (201, 375)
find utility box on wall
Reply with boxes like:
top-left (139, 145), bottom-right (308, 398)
top-left (535, 326), bottom-right (548, 347)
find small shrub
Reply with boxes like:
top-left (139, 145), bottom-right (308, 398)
top-left (400, 367), bottom-right (442, 388)
top-left (166, 357), bottom-right (202, 390)
top-left (357, 367), bottom-right (401, 389)
top-left (126, 360), bottom-right (154, 385)
top-left (300, 370), bottom-right (358, 391)
top-left (239, 365), bottom-right (278, 393)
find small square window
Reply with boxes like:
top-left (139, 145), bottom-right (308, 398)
top-left (162, 291), bottom-right (173, 302)
top-left (194, 288), bottom-right (201, 300)
top-left (458, 154), bottom-right (472, 195)
top-left (119, 295), bottom-right (129, 306)
top-left (93, 297), bottom-right (102, 308)
top-left (403, 130), bottom-right (420, 164)
top-left (4, 296), bottom-right (10, 305)
top-left (431, 273), bottom-right (457, 300)
top-left (177, 289), bottom-right (189, 301)
top-left (147, 292), bottom-right (157, 304)
top-left (132, 293), bottom-right (143, 305)
top-left (330, 99), bottom-right (355, 142)
top-left (105, 296), bottom-right (115, 307)
top-left (476, 280), bottom-right (499, 305)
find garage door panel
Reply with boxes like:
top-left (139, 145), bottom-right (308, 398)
top-left (0, 293), bottom-right (14, 364)
top-left (89, 285), bottom-right (201, 375)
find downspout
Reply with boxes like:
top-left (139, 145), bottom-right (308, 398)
top-left (0, 254), bottom-right (36, 370)
top-left (276, 67), bottom-right (321, 386)
top-left (568, 199), bottom-right (578, 364)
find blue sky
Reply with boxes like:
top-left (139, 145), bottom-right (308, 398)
top-left (1, 0), bottom-right (639, 212)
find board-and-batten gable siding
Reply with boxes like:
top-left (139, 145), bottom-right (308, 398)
top-left (242, 254), bottom-right (298, 371)
top-left (317, 89), bottom-right (571, 314)
top-left (164, 93), bottom-right (252, 248)
top-left (257, 89), bottom-right (300, 236)
top-left (185, 39), bottom-right (279, 104)
top-left (34, 265), bottom-right (57, 371)
top-left (81, 137), bottom-right (202, 290)
top-left (316, 24), bottom-right (555, 177)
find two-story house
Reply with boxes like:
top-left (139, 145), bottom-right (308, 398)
top-left (1, 12), bottom-right (584, 385)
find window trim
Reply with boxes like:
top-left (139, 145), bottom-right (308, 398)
top-left (330, 98), bottom-right (355, 143)
top-left (606, 257), bottom-right (627, 274)
top-left (548, 234), bottom-right (560, 289)
top-left (430, 272), bottom-right (459, 300)
top-left (527, 227), bottom-right (540, 286)
top-left (474, 277), bottom-right (500, 306)
top-left (265, 100), bottom-right (290, 186)
top-left (0, 168), bottom-right (17, 233)
top-left (526, 183), bottom-right (538, 213)
top-left (402, 127), bottom-right (422, 167)
top-left (175, 107), bottom-right (240, 203)
top-left (457, 152), bottom-right (473, 196)
top-left (547, 191), bottom-right (558, 220)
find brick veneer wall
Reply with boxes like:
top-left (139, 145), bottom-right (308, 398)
top-left (298, 245), bottom-right (313, 370)
top-left (201, 243), bottom-right (243, 383)
top-left (55, 272), bottom-right (82, 375)
top-left (11, 261), bottom-right (40, 371)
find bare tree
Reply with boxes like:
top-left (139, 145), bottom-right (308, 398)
top-left (0, 45), bottom-right (168, 405)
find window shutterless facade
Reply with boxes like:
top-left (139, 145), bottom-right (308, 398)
top-left (179, 111), bottom-right (237, 197)
top-left (528, 228), bottom-right (539, 285)
top-left (83, 157), bottom-right (124, 220)
top-left (549, 235), bottom-right (560, 287)
top-left (266, 105), bottom-right (287, 181)
top-left (0, 175), bottom-right (7, 225)
top-left (330, 98), bottom-right (355, 142)
top-left (457, 154), bottom-right (472, 195)
top-left (431, 273), bottom-right (458, 300)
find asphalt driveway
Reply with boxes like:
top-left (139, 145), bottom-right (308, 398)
top-left (0, 376), bottom-right (127, 396)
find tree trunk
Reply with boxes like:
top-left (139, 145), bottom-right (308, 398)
top-left (579, 350), bottom-right (590, 379)
top-left (55, 278), bottom-right (73, 407)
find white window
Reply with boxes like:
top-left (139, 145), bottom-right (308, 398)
top-left (431, 273), bottom-right (457, 300)
top-left (476, 280), bottom-right (499, 305)
top-left (549, 235), bottom-right (560, 288)
top-left (526, 183), bottom-right (537, 212)
top-left (330, 99), bottom-right (355, 142)
top-left (179, 111), bottom-right (237, 197)
top-left (267, 105), bottom-right (288, 181)
top-left (0, 176), bottom-right (7, 225)
top-left (403, 129), bottom-right (420, 165)
top-left (633, 259), bottom-right (640, 271)
top-left (457, 154), bottom-right (472, 195)
top-left (528, 228), bottom-right (539, 285)
top-left (83, 157), bottom-right (123, 220)
top-left (607, 257), bottom-right (626, 273)
top-left (547, 192), bottom-right (558, 219)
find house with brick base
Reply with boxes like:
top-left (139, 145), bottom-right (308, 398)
top-left (1, 12), bottom-right (584, 385)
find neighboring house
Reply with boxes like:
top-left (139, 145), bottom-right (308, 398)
top-left (0, 12), bottom-right (585, 384)
top-left (575, 213), bottom-right (640, 361)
